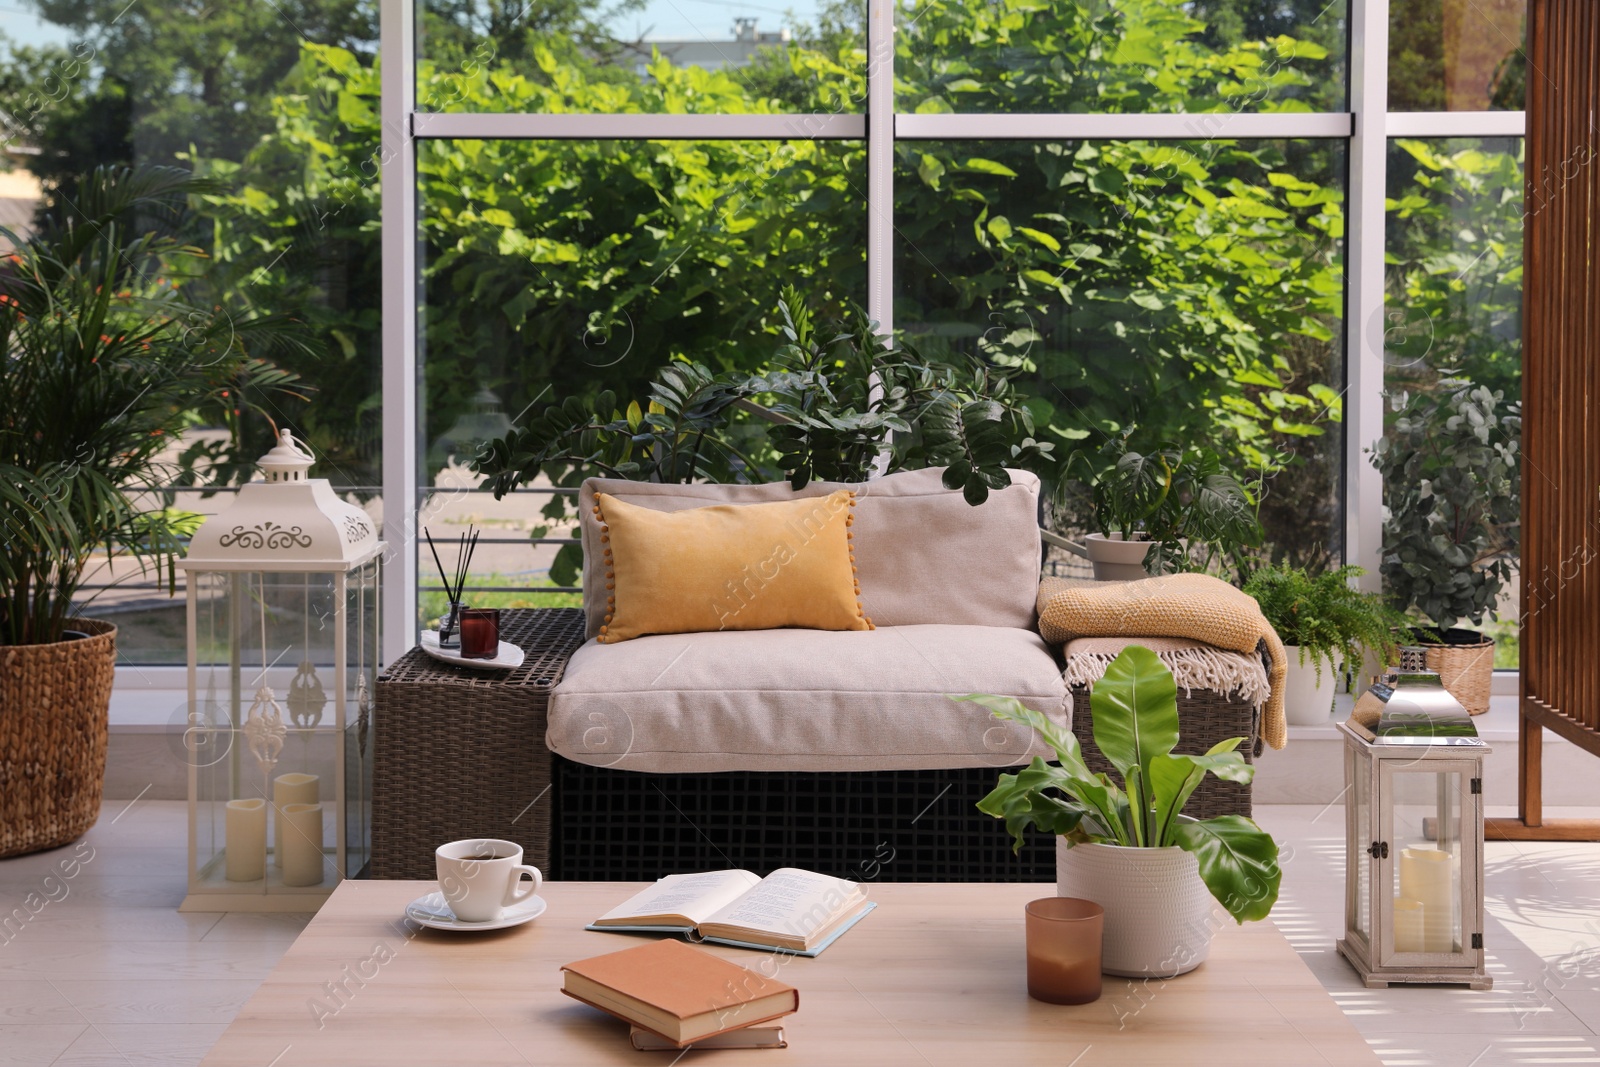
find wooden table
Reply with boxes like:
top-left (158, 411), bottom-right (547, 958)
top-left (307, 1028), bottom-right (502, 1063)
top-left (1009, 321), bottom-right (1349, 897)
top-left (201, 881), bottom-right (1381, 1066)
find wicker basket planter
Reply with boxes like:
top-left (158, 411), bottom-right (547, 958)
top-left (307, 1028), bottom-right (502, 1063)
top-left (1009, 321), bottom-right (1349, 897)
top-left (1397, 629), bottom-right (1496, 716)
top-left (1, 620), bottom-right (116, 859)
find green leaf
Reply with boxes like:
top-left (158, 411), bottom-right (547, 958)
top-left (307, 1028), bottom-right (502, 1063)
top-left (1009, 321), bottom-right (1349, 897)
top-left (1016, 226), bottom-right (1061, 252)
top-left (1174, 816), bottom-right (1282, 924)
top-left (1090, 647), bottom-right (1179, 844)
top-left (961, 158), bottom-right (1019, 178)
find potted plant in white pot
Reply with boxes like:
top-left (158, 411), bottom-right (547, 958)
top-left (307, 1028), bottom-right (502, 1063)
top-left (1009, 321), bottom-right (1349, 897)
top-left (1059, 434), bottom-right (1262, 579)
top-left (1368, 379), bottom-right (1519, 714)
top-left (967, 646), bottom-right (1281, 977)
top-left (0, 166), bottom-right (304, 858)
top-left (1242, 564), bottom-right (1413, 726)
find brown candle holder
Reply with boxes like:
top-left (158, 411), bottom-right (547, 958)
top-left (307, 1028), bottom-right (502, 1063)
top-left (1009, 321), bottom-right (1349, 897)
top-left (1025, 897), bottom-right (1104, 1004)
top-left (458, 607), bottom-right (501, 660)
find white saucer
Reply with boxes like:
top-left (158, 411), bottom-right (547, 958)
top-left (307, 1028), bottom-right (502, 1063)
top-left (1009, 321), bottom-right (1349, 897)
top-left (404, 891), bottom-right (547, 932)
top-left (418, 630), bottom-right (525, 671)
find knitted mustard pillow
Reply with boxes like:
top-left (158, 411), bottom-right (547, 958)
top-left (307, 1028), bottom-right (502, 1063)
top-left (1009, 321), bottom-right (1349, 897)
top-left (592, 490), bottom-right (872, 643)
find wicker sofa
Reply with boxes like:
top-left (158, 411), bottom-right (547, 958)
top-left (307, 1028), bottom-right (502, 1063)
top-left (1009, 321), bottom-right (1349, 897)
top-left (371, 469), bottom-right (1268, 882)
top-left (543, 468), bottom-right (1267, 881)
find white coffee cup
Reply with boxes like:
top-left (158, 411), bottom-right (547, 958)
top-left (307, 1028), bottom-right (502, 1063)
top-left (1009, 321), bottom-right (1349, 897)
top-left (435, 838), bottom-right (542, 923)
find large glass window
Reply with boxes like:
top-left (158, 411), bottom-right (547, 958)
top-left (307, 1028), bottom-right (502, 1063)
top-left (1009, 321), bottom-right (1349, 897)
top-left (7, 0), bottom-right (1531, 681)
top-left (1, 4), bottom-right (382, 664)
top-left (1383, 136), bottom-right (1523, 663)
top-left (1388, 0), bottom-right (1526, 110)
top-left (417, 0), bottom-right (865, 113)
top-left (898, 137), bottom-right (1346, 570)
top-left (418, 137), bottom-right (866, 613)
top-left (897, 0), bottom-right (1348, 114)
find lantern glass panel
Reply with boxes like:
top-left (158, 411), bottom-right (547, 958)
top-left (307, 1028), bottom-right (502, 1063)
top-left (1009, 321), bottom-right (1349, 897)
top-left (188, 570), bottom-right (346, 896)
top-left (342, 560), bottom-right (380, 878)
top-left (1387, 768), bottom-right (1464, 957)
top-left (1347, 741), bottom-right (1371, 947)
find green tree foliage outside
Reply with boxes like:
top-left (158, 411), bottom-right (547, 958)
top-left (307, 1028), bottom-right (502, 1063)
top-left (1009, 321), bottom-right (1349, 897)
top-left (0, 0), bottom-right (1522, 587)
top-left (169, 0), bottom-right (1356, 570)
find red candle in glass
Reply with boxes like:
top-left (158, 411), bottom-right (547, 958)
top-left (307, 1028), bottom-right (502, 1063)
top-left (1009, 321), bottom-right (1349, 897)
top-left (458, 608), bottom-right (500, 660)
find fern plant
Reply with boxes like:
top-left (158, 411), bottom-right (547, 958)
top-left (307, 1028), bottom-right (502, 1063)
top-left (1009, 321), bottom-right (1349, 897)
top-left (1242, 564), bottom-right (1414, 681)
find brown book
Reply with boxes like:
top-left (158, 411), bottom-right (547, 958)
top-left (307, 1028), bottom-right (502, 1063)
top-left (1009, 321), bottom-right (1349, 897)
top-left (629, 1025), bottom-right (787, 1051)
top-left (560, 939), bottom-right (799, 1047)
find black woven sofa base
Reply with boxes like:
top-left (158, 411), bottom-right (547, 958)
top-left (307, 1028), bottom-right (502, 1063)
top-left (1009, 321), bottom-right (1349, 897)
top-left (551, 758), bottom-right (1056, 882)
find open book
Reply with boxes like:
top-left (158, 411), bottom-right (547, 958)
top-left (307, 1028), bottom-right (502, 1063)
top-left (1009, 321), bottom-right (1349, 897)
top-left (588, 868), bottom-right (875, 956)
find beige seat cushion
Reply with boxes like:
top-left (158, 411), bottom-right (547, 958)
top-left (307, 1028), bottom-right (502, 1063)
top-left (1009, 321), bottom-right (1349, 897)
top-left (576, 468), bottom-right (1043, 640)
top-left (547, 624), bottom-right (1069, 773)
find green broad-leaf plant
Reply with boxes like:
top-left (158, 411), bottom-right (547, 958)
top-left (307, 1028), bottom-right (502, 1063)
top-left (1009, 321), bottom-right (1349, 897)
top-left (968, 646), bottom-right (1281, 924)
top-left (472, 286), bottom-right (1056, 583)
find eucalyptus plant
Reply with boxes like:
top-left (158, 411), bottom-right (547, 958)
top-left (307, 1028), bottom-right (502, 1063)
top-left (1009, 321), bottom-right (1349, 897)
top-left (1243, 564), bottom-right (1414, 681)
top-left (0, 166), bottom-right (307, 645)
top-left (969, 646), bottom-right (1281, 924)
top-left (1368, 379), bottom-right (1520, 631)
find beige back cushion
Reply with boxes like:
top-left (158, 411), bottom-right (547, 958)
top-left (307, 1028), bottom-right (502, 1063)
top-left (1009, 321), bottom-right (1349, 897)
top-left (577, 467), bottom-right (1042, 639)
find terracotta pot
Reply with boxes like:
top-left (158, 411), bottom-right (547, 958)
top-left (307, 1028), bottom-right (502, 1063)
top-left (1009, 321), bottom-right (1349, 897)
top-left (0, 620), bottom-right (116, 858)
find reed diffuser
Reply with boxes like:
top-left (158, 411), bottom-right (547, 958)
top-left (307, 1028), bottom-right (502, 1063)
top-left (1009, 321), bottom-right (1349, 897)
top-left (425, 525), bottom-right (480, 649)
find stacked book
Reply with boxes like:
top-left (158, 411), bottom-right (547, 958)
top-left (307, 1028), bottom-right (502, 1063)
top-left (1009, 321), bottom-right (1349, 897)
top-left (561, 939), bottom-right (797, 1050)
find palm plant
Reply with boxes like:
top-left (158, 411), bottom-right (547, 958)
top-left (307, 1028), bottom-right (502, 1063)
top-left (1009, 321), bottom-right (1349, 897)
top-left (0, 166), bottom-right (307, 645)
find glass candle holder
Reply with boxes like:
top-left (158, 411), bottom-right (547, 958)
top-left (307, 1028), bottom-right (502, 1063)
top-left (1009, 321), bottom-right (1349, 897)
top-left (458, 607), bottom-right (500, 660)
top-left (1025, 897), bottom-right (1104, 1004)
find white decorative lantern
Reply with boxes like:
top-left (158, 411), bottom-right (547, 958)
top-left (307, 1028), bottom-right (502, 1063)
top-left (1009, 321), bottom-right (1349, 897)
top-left (178, 430), bottom-right (383, 911)
top-left (1336, 671), bottom-right (1492, 989)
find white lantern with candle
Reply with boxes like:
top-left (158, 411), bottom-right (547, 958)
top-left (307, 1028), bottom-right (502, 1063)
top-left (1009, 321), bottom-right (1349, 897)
top-left (179, 430), bottom-right (382, 911)
top-left (1336, 669), bottom-right (1491, 989)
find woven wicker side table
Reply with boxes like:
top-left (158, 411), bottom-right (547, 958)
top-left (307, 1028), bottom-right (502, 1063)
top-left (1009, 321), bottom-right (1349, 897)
top-left (370, 607), bottom-right (587, 879)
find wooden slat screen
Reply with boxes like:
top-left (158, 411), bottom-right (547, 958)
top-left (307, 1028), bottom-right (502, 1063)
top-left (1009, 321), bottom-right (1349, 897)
top-left (1521, 0), bottom-right (1600, 760)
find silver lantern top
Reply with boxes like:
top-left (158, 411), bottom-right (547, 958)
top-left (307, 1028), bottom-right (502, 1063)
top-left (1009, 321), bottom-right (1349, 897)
top-left (1350, 668), bottom-right (1482, 747)
top-left (181, 430), bottom-right (384, 572)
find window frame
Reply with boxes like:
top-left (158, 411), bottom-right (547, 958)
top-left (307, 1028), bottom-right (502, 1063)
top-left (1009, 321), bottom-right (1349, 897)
top-left (356, 0), bottom-right (1526, 667)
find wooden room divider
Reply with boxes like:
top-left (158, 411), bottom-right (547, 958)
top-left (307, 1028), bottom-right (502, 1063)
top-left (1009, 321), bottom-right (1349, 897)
top-left (1484, 0), bottom-right (1600, 842)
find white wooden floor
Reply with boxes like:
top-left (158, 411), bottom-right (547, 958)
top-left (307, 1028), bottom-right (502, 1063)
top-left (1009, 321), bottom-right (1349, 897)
top-left (1, 801), bottom-right (1596, 1066)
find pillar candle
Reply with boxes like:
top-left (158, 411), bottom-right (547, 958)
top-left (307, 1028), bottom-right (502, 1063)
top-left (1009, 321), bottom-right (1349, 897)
top-left (280, 803), bottom-right (325, 887)
top-left (273, 772), bottom-right (319, 869)
top-left (1399, 847), bottom-right (1455, 953)
top-left (1392, 897), bottom-right (1425, 953)
top-left (224, 799), bottom-right (267, 882)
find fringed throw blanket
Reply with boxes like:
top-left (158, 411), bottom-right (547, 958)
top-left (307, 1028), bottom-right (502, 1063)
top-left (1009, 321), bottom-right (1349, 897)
top-left (1037, 574), bottom-right (1289, 750)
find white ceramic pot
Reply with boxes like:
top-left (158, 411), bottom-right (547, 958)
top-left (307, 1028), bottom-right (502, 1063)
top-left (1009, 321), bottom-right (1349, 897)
top-left (1056, 837), bottom-right (1215, 978)
top-left (1063, 533), bottom-right (1154, 581)
top-left (1283, 648), bottom-right (1339, 726)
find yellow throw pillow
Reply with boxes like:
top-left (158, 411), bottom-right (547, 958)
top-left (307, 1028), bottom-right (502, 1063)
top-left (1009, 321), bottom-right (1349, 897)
top-left (593, 490), bottom-right (873, 643)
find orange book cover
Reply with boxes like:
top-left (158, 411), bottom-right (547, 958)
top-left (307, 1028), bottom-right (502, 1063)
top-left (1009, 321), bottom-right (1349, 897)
top-left (560, 939), bottom-right (799, 1046)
